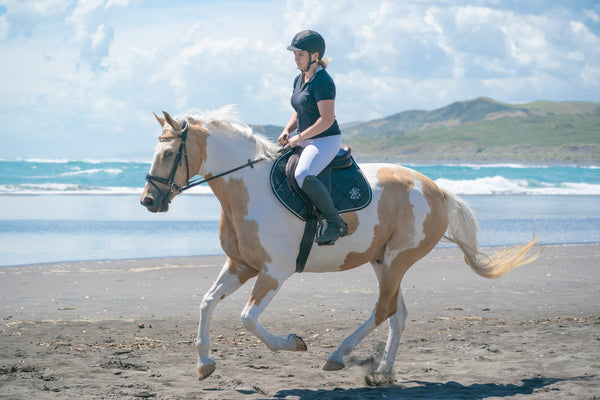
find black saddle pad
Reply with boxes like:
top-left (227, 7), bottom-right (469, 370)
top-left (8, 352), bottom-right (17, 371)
top-left (270, 149), bottom-right (372, 221)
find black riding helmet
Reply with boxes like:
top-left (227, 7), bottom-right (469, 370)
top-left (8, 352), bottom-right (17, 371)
top-left (287, 30), bottom-right (325, 71)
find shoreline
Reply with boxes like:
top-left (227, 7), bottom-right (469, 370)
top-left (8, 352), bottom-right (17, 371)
top-left (2, 244), bottom-right (598, 321)
top-left (1, 244), bottom-right (599, 398)
top-left (359, 156), bottom-right (600, 167)
top-left (2, 242), bottom-right (600, 270)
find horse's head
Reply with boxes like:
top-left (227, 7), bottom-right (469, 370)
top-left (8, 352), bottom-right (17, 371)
top-left (140, 111), bottom-right (202, 213)
top-left (140, 106), bottom-right (281, 213)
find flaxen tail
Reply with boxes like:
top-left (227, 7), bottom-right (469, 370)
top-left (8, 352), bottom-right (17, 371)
top-left (442, 189), bottom-right (542, 278)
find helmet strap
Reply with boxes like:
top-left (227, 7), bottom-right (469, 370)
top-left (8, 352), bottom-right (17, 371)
top-left (302, 53), bottom-right (318, 72)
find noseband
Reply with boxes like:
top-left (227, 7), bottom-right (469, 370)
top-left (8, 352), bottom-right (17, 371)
top-left (145, 119), bottom-right (269, 201)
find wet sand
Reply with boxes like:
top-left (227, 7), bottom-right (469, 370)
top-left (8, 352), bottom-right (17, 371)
top-left (1, 244), bottom-right (599, 399)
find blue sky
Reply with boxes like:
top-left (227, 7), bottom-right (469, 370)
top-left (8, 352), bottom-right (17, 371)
top-left (0, 0), bottom-right (599, 159)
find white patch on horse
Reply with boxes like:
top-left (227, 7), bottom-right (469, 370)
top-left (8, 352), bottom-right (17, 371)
top-left (409, 178), bottom-right (429, 248)
top-left (148, 142), bottom-right (163, 173)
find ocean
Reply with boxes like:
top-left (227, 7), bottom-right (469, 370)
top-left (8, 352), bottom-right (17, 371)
top-left (1, 159), bottom-right (599, 266)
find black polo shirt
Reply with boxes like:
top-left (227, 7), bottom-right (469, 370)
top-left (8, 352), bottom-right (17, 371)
top-left (291, 67), bottom-right (341, 138)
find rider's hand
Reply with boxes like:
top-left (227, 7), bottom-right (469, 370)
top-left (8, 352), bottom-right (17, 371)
top-left (288, 133), bottom-right (301, 148)
top-left (278, 131), bottom-right (289, 146)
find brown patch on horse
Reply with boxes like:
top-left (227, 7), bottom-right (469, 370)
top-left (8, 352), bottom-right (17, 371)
top-left (209, 177), bottom-right (272, 273)
top-left (337, 166), bottom-right (413, 271)
top-left (227, 257), bottom-right (259, 284)
top-left (372, 168), bottom-right (449, 325)
top-left (342, 211), bottom-right (359, 236)
top-left (336, 166), bottom-right (449, 325)
top-left (248, 273), bottom-right (279, 307)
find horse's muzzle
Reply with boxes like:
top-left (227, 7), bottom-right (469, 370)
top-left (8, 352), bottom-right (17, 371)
top-left (140, 191), bottom-right (170, 213)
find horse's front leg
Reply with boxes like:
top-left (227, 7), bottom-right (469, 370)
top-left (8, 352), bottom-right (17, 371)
top-left (241, 271), bottom-right (307, 352)
top-left (196, 259), bottom-right (257, 380)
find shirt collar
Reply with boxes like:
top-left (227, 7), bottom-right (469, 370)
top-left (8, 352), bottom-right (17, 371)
top-left (302, 65), bottom-right (323, 86)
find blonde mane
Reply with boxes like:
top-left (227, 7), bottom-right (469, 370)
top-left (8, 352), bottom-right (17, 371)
top-left (184, 106), bottom-right (280, 161)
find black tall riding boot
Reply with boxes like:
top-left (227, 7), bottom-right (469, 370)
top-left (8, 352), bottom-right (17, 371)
top-left (301, 175), bottom-right (348, 246)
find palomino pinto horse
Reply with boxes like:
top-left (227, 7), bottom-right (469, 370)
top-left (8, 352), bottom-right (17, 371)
top-left (140, 108), bottom-right (540, 382)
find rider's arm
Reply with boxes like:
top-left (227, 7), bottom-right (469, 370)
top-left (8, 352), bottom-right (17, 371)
top-left (289, 99), bottom-right (334, 145)
top-left (278, 111), bottom-right (298, 146)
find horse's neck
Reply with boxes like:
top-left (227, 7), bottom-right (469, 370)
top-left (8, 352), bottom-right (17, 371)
top-left (203, 134), bottom-right (266, 213)
top-left (206, 162), bottom-right (270, 222)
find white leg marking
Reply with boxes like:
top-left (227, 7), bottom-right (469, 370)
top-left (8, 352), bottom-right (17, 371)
top-left (196, 262), bottom-right (247, 378)
top-left (324, 313), bottom-right (378, 370)
top-left (375, 289), bottom-right (408, 375)
top-left (323, 262), bottom-right (382, 370)
top-left (241, 273), bottom-right (305, 352)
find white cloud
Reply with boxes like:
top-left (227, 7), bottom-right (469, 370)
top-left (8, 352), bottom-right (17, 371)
top-left (571, 20), bottom-right (599, 43)
top-left (180, 37), bottom-right (251, 65)
top-left (28, 0), bottom-right (71, 16)
top-left (0, 14), bottom-right (8, 39)
top-left (105, 0), bottom-right (138, 8)
top-left (584, 9), bottom-right (599, 23)
top-left (284, 0), bottom-right (339, 33)
top-left (0, 0), bottom-right (599, 158)
top-left (1, 0), bottom-right (71, 17)
top-left (581, 64), bottom-right (600, 86)
top-left (0, 0), bottom-right (71, 38)
top-left (65, 0), bottom-right (133, 71)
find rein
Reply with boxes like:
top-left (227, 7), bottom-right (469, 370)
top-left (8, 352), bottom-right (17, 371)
top-left (145, 119), bottom-right (272, 198)
top-left (182, 157), bottom-right (265, 191)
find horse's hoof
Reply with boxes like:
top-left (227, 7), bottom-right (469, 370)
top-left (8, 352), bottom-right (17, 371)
top-left (290, 334), bottom-right (307, 351)
top-left (197, 363), bottom-right (216, 380)
top-left (322, 359), bottom-right (345, 371)
top-left (365, 372), bottom-right (394, 386)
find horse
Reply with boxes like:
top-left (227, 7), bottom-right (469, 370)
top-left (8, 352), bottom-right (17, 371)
top-left (140, 107), bottom-right (541, 382)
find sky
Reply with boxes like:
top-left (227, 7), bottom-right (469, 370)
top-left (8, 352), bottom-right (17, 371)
top-left (0, 0), bottom-right (599, 159)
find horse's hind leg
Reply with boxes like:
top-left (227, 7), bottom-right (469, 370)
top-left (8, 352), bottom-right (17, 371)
top-left (240, 271), bottom-right (307, 352)
top-left (366, 259), bottom-right (410, 384)
top-left (374, 288), bottom-right (407, 375)
top-left (322, 262), bottom-right (388, 371)
top-left (323, 259), bottom-right (408, 375)
top-left (196, 259), bottom-right (257, 380)
top-left (322, 308), bottom-right (378, 371)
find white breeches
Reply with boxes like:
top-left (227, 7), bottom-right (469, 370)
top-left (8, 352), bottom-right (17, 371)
top-left (294, 135), bottom-right (342, 188)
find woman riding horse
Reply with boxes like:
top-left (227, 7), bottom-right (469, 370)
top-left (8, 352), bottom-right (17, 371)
top-left (278, 30), bottom-right (348, 246)
top-left (140, 32), bottom-right (541, 383)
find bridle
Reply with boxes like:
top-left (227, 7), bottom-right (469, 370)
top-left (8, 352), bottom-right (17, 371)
top-left (145, 119), bottom-right (268, 200)
top-left (145, 119), bottom-right (191, 198)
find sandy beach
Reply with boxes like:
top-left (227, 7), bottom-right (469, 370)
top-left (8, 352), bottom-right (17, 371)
top-left (1, 244), bottom-right (599, 399)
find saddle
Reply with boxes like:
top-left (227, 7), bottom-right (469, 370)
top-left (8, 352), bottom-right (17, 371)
top-left (270, 146), bottom-right (372, 272)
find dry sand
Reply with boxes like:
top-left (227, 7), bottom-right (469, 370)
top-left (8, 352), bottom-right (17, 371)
top-left (1, 244), bottom-right (599, 399)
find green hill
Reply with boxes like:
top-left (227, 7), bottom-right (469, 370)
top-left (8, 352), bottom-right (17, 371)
top-left (342, 97), bottom-right (599, 163)
top-left (254, 97), bottom-right (600, 163)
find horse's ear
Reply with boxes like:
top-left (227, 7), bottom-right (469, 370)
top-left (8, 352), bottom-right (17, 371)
top-left (162, 111), bottom-right (178, 129)
top-left (154, 112), bottom-right (165, 127)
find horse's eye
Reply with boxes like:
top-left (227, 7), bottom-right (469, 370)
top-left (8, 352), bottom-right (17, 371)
top-left (163, 150), bottom-right (174, 159)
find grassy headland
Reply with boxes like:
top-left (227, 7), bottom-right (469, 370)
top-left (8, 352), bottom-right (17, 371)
top-left (254, 97), bottom-right (599, 164)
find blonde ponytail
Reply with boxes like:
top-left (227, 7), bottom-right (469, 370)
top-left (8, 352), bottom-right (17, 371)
top-left (317, 58), bottom-right (330, 69)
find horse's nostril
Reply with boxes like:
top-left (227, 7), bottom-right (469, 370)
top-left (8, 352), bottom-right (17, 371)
top-left (143, 197), bottom-right (154, 207)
